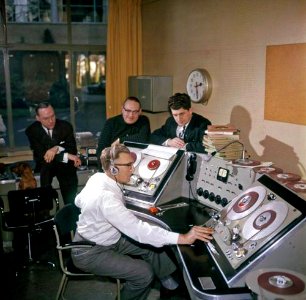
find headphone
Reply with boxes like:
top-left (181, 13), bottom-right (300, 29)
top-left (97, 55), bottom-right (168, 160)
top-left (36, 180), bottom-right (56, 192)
top-left (109, 146), bottom-right (119, 176)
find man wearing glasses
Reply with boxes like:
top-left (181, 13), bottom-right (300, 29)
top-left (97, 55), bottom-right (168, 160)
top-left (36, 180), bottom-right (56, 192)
top-left (96, 96), bottom-right (150, 170)
top-left (72, 144), bottom-right (214, 300)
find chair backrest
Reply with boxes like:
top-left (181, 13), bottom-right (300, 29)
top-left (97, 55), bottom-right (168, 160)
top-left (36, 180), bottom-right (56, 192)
top-left (53, 204), bottom-right (81, 246)
top-left (7, 185), bottom-right (59, 227)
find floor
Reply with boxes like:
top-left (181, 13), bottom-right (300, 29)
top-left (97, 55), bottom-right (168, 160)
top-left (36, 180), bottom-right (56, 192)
top-left (1, 227), bottom-right (190, 300)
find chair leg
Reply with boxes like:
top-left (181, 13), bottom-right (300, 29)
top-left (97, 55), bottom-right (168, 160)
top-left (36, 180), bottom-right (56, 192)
top-left (27, 228), bottom-right (56, 267)
top-left (27, 232), bottom-right (33, 262)
top-left (56, 273), bottom-right (68, 300)
top-left (116, 279), bottom-right (121, 300)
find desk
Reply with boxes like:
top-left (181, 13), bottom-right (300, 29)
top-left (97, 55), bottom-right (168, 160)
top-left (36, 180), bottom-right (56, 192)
top-left (129, 199), bottom-right (252, 300)
top-left (0, 155), bottom-right (33, 164)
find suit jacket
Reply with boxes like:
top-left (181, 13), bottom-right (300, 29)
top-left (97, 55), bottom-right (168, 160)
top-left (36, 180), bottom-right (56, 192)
top-left (96, 114), bottom-right (151, 170)
top-left (150, 113), bottom-right (211, 153)
top-left (25, 119), bottom-right (78, 172)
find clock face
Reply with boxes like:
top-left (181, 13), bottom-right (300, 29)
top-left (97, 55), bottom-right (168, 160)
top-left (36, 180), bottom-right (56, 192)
top-left (186, 69), bottom-right (212, 103)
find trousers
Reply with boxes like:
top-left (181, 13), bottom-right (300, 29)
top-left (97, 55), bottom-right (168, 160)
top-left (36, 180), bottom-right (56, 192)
top-left (71, 233), bottom-right (177, 300)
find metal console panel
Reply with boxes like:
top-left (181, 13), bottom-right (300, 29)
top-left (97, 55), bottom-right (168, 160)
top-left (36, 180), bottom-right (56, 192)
top-left (195, 156), bottom-right (256, 211)
top-left (204, 175), bottom-right (306, 288)
top-left (123, 142), bottom-right (185, 209)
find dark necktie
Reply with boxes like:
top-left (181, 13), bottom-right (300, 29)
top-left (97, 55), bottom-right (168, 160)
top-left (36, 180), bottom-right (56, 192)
top-left (178, 125), bottom-right (186, 139)
top-left (47, 129), bottom-right (52, 138)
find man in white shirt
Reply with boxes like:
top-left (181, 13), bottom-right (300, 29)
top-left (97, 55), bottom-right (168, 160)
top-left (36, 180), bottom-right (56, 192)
top-left (72, 144), bottom-right (214, 300)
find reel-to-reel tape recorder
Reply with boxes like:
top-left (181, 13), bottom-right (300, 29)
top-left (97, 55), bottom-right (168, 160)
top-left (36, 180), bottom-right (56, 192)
top-left (120, 145), bottom-right (306, 299)
top-left (123, 142), bottom-right (185, 207)
top-left (204, 174), bottom-right (306, 288)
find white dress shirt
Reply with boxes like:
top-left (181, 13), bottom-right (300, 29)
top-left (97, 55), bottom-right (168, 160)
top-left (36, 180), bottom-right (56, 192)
top-left (75, 172), bottom-right (179, 247)
top-left (43, 125), bottom-right (68, 162)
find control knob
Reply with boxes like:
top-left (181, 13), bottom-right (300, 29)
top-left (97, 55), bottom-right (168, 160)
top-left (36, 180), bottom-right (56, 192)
top-left (267, 192), bottom-right (276, 201)
top-left (234, 246), bottom-right (248, 258)
top-left (232, 241), bottom-right (248, 257)
top-left (221, 197), bottom-right (228, 207)
top-left (215, 195), bottom-right (221, 205)
top-left (210, 211), bottom-right (221, 221)
top-left (231, 227), bottom-right (241, 242)
top-left (209, 192), bottom-right (215, 202)
top-left (196, 187), bottom-right (203, 197)
top-left (203, 190), bottom-right (209, 199)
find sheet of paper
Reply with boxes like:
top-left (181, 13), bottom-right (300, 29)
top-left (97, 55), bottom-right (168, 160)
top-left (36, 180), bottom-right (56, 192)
top-left (141, 145), bottom-right (178, 160)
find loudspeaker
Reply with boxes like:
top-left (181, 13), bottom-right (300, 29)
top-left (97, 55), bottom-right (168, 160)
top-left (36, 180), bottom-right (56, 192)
top-left (128, 76), bottom-right (173, 112)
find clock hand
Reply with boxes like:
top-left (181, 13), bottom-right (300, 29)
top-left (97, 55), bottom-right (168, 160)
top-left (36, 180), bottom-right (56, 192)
top-left (194, 82), bottom-right (203, 99)
top-left (195, 82), bottom-right (199, 99)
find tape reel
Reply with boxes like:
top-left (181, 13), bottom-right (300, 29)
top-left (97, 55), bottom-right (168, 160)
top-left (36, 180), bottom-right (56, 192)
top-left (246, 268), bottom-right (306, 299)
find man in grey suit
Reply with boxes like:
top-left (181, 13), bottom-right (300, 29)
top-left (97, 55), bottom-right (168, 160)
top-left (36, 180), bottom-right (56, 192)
top-left (150, 93), bottom-right (211, 153)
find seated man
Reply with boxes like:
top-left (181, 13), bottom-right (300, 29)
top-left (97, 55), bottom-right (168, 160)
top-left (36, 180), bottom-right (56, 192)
top-left (25, 102), bottom-right (81, 205)
top-left (96, 96), bottom-right (151, 170)
top-left (71, 144), bottom-right (214, 300)
top-left (150, 93), bottom-right (211, 153)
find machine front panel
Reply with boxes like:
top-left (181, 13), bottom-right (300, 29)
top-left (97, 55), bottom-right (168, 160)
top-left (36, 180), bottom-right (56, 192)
top-left (204, 175), bottom-right (306, 287)
top-left (123, 142), bottom-right (185, 207)
top-left (196, 156), bottom-right (257, 211)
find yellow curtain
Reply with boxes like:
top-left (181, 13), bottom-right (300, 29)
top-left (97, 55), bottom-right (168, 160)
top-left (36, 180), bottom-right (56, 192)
top-left (106, 0), bottom-right (143, 118)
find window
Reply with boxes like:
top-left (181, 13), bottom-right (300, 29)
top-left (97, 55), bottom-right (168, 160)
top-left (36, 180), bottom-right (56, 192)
top-left (6, 0), bottom-right (106, 24)
top-left (0, 1), bottom-right (107, 152)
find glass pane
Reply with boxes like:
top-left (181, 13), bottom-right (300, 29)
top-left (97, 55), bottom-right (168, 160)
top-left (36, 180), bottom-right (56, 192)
top-left (5, 1), bottom-right (107, 44)
top-left (71, 24), bottom-right (107, 45)
top-left (5, 0), bottom-right (106, 24)
top-left (65, 0), bottom-right (104, 23)
top-left (0, 50), bottom-right (7, 148)
top-left (6, 0), bottom-right (59, 23)
top-left (0, 25), bottom-right (3, 44)
top-left (74, 51), bottom-right (106, 148)
top-left (8, 50), bottom-right (70, 147)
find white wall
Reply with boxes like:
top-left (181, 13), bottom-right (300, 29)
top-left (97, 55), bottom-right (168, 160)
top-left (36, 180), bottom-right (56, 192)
top-left (142, 0), bottom-right (306, 178)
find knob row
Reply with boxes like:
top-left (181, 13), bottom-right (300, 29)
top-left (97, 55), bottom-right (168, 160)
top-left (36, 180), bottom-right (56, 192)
top-left (196, 187), bottom-right (229, 207)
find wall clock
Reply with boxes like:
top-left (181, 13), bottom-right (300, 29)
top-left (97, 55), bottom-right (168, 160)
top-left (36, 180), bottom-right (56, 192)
top-left (186, 68), bottom-right (212, 103)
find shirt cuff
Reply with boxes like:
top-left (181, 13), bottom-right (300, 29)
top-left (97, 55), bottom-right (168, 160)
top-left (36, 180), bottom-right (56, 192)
top-left (167, 232), bottom-right (180, 244)
top-left (57, 146), bottom-right (65, 153)
top-left (163, 139), bottom-right (170, 147)
top-left (62, 153), bottom-right (68, 163)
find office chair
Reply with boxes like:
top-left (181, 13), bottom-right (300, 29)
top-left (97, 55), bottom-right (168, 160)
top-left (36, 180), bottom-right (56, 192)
top-left (53, 203), bottom-right (121, 300)
top-left (0, 185), bottom-right (59, 264)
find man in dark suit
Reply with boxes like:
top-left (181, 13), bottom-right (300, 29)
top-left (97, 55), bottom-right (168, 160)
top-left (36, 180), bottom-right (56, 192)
top-left (150, 93), bottom-right (211, 153)
top-left (25, 102), bottom-right (81, 205)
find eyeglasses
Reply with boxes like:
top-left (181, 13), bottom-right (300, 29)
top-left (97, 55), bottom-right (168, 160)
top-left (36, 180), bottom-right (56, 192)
top-left (123, 107), bottom-right (140, 115)
top-left (115, 162), bottom-right (134, 168)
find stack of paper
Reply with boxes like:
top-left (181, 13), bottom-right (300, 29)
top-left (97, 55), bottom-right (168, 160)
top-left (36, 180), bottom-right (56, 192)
top-left (203, 125), bottom-right (243, 160)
